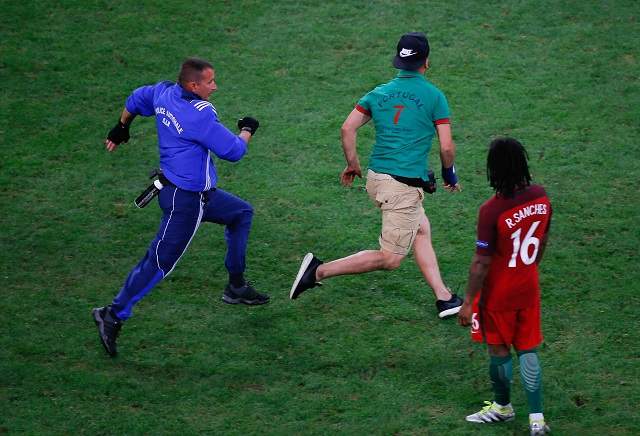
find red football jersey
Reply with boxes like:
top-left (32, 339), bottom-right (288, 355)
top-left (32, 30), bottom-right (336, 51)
top-left (476, 185), bottom-right (552, 311)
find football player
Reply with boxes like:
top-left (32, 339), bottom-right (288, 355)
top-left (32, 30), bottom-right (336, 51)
top-left (458, 137), bottom-right (552, 435)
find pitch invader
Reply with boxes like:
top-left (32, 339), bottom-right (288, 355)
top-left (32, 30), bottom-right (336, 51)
top-left (458, 137), bottom-right (552, 435)
top-left (289, 32), bottom-right (463, 319)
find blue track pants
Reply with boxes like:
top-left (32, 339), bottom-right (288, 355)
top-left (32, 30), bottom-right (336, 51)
top-left (111, 186), bottom-right (253, 320)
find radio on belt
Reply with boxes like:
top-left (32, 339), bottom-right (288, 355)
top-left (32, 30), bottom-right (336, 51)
top-left (134, 169), bottom-right (164, 209)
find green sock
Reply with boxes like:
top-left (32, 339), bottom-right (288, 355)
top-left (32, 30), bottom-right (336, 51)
top-left (518, 349), bottom-right (543, 413)
top-left (489, 355), bottom-right (513, 406)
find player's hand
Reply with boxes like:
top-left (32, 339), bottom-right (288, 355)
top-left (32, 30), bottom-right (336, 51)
top-left (107, 120), bottom-right (130, 147)
top-left (340, 164), bottom-right (362, 186)
top-left (444, 183), bottom-right (462, 192)
top-left (238, 116), bottom-right (259, 135)
top-left (457, 301), bottom-right (472, 326)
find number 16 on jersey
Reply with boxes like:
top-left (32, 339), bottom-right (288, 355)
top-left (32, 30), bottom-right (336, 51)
top-left (509, 220), bottom-right (541, 267)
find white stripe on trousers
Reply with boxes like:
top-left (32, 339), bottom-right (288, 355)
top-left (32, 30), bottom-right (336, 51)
top-left (155, 188), bottom-right (204, 278)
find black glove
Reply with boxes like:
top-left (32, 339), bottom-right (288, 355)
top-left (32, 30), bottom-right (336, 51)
top-left (107, 120), bottom-right (130, 145)
top-left (237, 116), bottom-right (259, 135)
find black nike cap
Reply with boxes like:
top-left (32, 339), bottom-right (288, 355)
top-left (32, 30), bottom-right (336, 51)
top-left (392, 32), bottom-right (430, 70)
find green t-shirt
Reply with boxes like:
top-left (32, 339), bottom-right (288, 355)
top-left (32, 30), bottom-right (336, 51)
top-left (357, 70), bottom-right (450, 180)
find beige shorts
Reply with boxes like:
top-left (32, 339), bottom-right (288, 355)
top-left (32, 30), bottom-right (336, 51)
top-left (366, 169), bottom-right (425, 255)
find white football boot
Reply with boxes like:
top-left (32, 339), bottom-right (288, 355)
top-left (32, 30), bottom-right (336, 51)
top-left (529, 417), bottom-right (550, 435)
top-left (466, 400), bottom-right (515, 423)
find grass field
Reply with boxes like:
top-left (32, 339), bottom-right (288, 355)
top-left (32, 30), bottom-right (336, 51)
top-left (1, 0), bottom-right (639, 434)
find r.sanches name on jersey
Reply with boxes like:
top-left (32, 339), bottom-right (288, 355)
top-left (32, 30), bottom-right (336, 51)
top-left (505, 203), bottom-right (548, 229)
top-left (155, 106), bottom-right (183, 134)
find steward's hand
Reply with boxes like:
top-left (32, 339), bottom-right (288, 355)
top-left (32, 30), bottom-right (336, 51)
top-left (238, 116), bottom-right (260, 135)
top-left (106, 120), bottom-right (130, 150)
top-left (340, 164), bottom-right (362, 186)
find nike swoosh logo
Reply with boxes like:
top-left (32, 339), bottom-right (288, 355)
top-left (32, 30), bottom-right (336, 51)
top-left (399, 48), bottom-right (416, 58)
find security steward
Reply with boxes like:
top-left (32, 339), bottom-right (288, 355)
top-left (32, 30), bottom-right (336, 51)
top-left (93, 57), bottom-right (268, 357)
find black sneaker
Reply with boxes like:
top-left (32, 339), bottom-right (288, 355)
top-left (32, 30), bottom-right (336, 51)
top-left (436, 293), bottom-right (463, 319)
top-left (222, 282), bottom-right (270, 305)
top-left (92, 305), bottom-right (122, 357)
top-left (290, 253), bottom-right (323, 300)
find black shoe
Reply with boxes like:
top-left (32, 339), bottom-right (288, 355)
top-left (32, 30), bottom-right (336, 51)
top-left (290, 253), bottom-right (323, 300)
top-left (92, 305), bottom-right (122, 356)
top-left (436, 293), bottom-right (463, 319)
top-left (222, 282), bottom-right (270, 305)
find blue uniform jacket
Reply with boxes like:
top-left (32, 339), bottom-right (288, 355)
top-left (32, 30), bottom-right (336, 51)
top-left (125, 81), bottom-right (247, 192)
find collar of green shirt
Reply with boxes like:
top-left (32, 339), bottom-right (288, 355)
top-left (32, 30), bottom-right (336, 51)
top-left (396, 69), bottom-right (425, 79)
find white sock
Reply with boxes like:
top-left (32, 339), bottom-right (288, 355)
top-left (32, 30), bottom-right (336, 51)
top-left (529, 412), bottom-right (544, 422)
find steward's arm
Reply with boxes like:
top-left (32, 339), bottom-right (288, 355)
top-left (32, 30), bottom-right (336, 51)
top-left (199, 112), bottom-right (248, 162)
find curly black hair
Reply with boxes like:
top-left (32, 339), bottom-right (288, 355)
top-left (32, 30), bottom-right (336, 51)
top-left (487, 137), bottom-right (531, 198)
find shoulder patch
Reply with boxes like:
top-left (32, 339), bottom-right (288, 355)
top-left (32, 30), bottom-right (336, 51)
top-left (192, 100), bottom-right (217, 115)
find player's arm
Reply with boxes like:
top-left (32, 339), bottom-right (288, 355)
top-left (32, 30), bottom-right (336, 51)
top-left (536, 208), bottom-right (552, 264)
top-left (536, 231), bottom-right (549, 265)
top-left (340, 108), bottom-right (371, 186)
top-left (435, 123), bottom-right (460, 192)
top-left (458, 253), bottom-right (492, 326)
top-left (105, 108), bottom-right (136, 152)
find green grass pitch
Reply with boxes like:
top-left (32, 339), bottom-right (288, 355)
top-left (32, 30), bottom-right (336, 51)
top-left (1, 0), bottom-right (638, 434)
